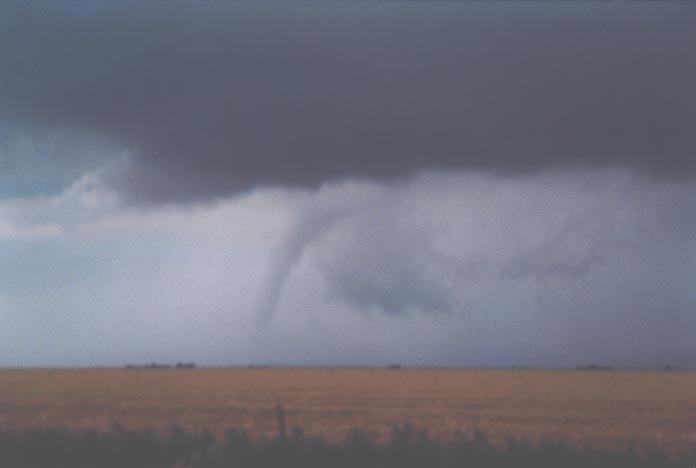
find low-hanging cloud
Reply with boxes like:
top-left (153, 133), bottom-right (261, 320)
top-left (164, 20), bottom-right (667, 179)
top-left (1, 1), bottom-right (695, 203)
top-left (2, 171), bottom-right (696, 366)
top-left (257, 172), bottom-right (652, 323)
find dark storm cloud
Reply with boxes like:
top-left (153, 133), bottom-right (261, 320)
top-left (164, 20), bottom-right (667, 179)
top-left (1, 1), bottom-right (694, 202)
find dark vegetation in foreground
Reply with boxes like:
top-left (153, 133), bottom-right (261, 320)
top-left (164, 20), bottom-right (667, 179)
top-left (2, 425), bottom-right (694, 468)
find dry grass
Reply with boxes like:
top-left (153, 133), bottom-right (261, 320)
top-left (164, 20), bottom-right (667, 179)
top-left (1, 368), bottom-right (695, 451)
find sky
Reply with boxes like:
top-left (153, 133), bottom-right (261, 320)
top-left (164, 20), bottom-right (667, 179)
top-left (1, 1), bottom-right (695, 368)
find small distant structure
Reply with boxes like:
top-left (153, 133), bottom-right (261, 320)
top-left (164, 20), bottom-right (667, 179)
top-left (175, 362), bottom-right (196, 369)
top-left (145, 363), bottom-right (172, 369)
top-left (387, 363), bottom-right (402, 370)
top-left (576, 364), bottom-right (612, 371)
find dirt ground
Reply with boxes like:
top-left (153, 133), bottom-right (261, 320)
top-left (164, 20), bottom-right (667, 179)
top-left (1, 368), bottom-right (695, 451)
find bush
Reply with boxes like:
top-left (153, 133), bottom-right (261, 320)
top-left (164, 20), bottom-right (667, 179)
top-left (1, 425), bottom-right (692, 468)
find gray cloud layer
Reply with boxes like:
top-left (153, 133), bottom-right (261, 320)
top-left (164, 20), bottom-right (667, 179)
top-left (2, 1), bottom-right (695, 202)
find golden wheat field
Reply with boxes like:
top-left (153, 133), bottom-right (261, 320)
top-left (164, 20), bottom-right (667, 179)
top-left (1, 368), bottom-right (695, 451)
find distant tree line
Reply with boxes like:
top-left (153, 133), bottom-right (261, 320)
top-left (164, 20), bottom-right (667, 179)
top-left (124, 362), bottom-right (196, 369)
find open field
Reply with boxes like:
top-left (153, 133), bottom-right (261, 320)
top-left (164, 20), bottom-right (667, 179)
top-left (1, 368), bottom-right (695, 452)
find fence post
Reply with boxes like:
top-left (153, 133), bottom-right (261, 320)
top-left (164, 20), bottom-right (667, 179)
top-left (275, 404), bottom-right (287, 439)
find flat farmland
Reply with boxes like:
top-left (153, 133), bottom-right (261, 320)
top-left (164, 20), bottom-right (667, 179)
top-left (1, 368), bottom-right (695, 451)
